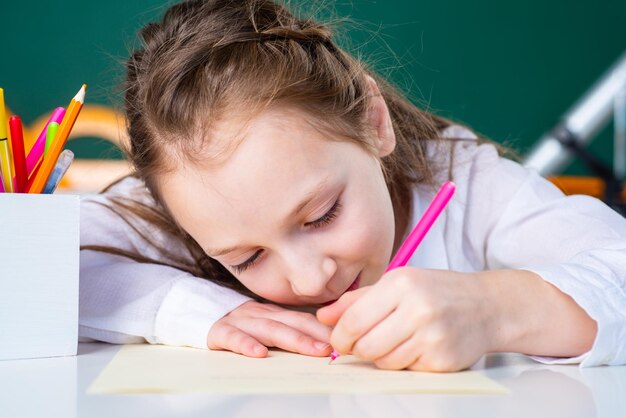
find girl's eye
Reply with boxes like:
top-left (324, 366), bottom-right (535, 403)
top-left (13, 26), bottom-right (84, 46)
top-left (305, 199), bottom-right (342, 229)
top-left (230, 249), bottom-right (263, 274)
top-left (230, 199), bottom-right (342, 274)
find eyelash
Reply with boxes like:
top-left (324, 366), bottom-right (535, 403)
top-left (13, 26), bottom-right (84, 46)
top-left (230, 199), bottom-right (342, 274)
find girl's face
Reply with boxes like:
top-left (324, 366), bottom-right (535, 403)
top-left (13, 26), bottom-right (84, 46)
top-left (159, 105), bottom-right (396, 306)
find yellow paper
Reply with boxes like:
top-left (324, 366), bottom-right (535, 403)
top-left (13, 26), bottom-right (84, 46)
top-left (88, 344), bottom-right (508, 395)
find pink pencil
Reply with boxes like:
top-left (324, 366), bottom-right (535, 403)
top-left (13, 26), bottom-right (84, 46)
top-left (385, 181), bottom-right (456, 271)
top-left (25, 107), bottom-right (66, 176)
top-left (329, 180), bottom-right (456, 363)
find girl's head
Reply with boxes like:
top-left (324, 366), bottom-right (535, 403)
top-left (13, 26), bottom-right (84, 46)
top-left (123, 0), bottom-right (450, 305)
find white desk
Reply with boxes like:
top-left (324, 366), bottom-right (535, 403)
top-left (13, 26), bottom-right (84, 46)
top-left (0, 342), bottom-right (624, 418)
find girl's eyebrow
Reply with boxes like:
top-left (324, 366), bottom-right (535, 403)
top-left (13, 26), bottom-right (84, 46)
top-left (207, 244), bottom-right (245, 258)
top-left (206, 177), bottom-right (332, 258)
top-left (289, 176), bottom-right (331, 219)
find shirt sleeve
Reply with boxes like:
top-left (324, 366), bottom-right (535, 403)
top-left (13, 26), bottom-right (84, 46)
top-left (79, 177), bottom-right (251, 349)
top-left (449, 139), bottom-right (626, 367)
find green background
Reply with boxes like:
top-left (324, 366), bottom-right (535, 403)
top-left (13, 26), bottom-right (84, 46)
top-left (2, 0), bottom-right (625, 174)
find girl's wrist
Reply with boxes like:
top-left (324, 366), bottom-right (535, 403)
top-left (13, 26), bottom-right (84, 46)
top-left (474, 270), bottom-right (526, 353)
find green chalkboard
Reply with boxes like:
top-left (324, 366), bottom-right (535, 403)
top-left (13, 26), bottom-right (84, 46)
top-left (2, 0), bottom-right (625, 175)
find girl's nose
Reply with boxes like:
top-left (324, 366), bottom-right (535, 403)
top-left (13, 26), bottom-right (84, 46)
top-left (284, 249), bottom-right (337, 297)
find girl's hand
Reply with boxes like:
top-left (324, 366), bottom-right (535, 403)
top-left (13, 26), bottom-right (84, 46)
top-left (207, 300), bottom-right (332, 358)
top-left (316, 268), bottom-right (496, 372)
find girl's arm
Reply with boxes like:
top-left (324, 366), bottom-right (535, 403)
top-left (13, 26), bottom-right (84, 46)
top-left (318, 266), bottom-right (598, 371)
top-left (455, 139), bottom-right (626, 366)
top-left (80, 249), bottom-right (249, 347)
top-left (80, 180), bottom-right (251, 348)
top-left (479, 268), bottom-right (597, 358)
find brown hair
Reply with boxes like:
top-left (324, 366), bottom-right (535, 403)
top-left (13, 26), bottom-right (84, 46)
top-left (83, 0), bottom-right (460, 298)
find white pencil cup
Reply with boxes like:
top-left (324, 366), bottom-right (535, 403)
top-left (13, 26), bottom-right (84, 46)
top-left (0, 193), bottom-right (79, 360)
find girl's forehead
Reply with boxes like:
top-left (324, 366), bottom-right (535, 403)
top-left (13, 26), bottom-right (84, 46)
top-left (160, 108), bottom-right (357, 223)
top-left (206, 114), bottom-right (345, 194)
top-left (200, 106), bottom-right (320, 164)
top-left (199, 106), bottom-right (350, 175)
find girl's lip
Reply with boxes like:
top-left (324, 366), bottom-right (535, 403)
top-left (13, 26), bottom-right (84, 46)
top-left (346, 274), bottom-right (361, 293)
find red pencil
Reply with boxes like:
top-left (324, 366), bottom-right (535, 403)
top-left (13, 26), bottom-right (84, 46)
top-left (9, 115), bottom-right (27, 193)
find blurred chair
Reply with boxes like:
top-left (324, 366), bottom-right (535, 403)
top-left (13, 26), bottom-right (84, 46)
top-left (549, 175), bottom-right (626, 202)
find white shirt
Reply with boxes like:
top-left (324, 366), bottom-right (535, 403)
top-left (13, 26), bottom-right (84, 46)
top-left (79, 126), bottom-right (626, 367)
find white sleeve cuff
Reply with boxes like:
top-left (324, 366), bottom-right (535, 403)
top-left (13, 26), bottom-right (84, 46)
top-left (153, 276), bottom-right (252, 349)
top-left (529, 352), bottom-right (590, 365)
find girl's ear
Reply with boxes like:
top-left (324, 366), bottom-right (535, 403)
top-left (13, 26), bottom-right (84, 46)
top-left (365, 75), bottom-right (396, 157)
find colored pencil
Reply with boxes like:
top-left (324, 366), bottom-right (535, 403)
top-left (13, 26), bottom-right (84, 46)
top-left (42, 149), bottom-right (74, 194)
top-left (9, 116), bottom-right (27, 193)
top-left (385, 181), bottom-right (457, 271)
top-left (26, 107), bottom-right (66, 175)
top-left (45, 122), bottom-right (60, 157)
top-left (329, 181), bottom-right (457, 363)
top-left (28, 84), bottom-right (85, 194)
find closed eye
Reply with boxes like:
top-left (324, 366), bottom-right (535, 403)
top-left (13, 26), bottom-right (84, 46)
top-left (230, 249), bottom-right (263, 274)
top-left (305, 198), bottom-right (341, 229)
top-left (229, 198), bottom-right (342, 274)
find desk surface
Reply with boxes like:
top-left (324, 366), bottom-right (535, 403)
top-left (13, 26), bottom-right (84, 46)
top-left (0, 342), bottom-right (624, 418)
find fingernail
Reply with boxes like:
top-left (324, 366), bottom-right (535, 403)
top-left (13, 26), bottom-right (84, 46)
top-left (314, 341), bottom-right (330, 351)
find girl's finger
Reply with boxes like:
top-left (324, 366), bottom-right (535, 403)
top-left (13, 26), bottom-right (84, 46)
top-left (239, 318), bottom-right (331, 357)
top-left (269, 309), bottom-right (332, 343)
top-left (330, 282), bottom-right (402, 354)
top-left (373, 333), bottom-right (422, 371)
top-left (316, 286), bottom-right (370, 326)
top-left (351, 304), bottom-right (417, 361)
top-left (207, 322), bottom-right (268, 358)
top-left (258, 303), bottom-right (285, 312)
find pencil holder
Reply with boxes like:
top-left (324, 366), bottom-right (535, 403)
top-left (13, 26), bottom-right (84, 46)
top-left (0, 193), bottom-right (79, 360)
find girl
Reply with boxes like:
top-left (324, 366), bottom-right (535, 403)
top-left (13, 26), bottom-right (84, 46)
top-left (80, 0), bottom-right (626, 372)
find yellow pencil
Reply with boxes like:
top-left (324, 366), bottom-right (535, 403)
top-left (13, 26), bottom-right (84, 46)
top-left (0, 88), bottom-right (14, 192)
top-left (28, 84), bottom-right (85, 194)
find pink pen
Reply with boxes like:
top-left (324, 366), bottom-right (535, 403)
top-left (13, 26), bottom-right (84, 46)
top-left (329, 180), bottom-right (456, 363)
top-left (25, 107), bottom-right (66, 176)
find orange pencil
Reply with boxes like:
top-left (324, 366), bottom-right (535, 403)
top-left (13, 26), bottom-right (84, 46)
top-left (28, 84), bottom-right (85, 193)
top-left (9, 116), bottom-right (27, 193)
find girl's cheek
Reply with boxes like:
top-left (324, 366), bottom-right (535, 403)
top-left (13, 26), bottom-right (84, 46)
top-left (339, 198), bottom-right (393, 262)
top-left (239, 262), bottom-right (295, 303)
top-left (338, 188), bottom-right (395, 286)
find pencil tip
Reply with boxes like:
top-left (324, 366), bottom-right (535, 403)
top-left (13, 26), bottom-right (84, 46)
top-left (74, 84), bottom-right (87, 103)
top-left (328, 352), bottom-right (339, 364)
